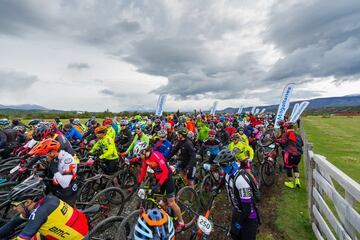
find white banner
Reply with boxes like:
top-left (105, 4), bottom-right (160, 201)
top-left (155, 94), bottom-right (168, 116)
top-left (260, 108), bottom-right (266, 114)
top-left (290, 103), bottom-right (300, 121)
top-left (250, 106), bottom-right (256, 114)
top-left (210, 101), bottom-right (218, 115)
top-left (254, 108), bottom-right (260, 114)
top-left (274, 83), bottom-right (295, 128)
top-left (237, 105), bottom-right (244, 114)
top-left (290, 101), bottom-right (309, 123)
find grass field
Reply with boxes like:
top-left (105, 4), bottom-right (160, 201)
top-left (302, 116), bottom-right (360, 182)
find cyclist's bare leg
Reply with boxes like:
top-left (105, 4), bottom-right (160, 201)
top-left (167, 197), bottom-right (184, 223)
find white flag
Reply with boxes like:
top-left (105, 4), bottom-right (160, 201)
top-left (260, 108), bottom-right (266, 114)
top-left (274, 83), bottom-right (295, 128)
top-left (290, 103), bottom-right (300, 121)
top-left (155, 94), bottom-right (168, 116)
top-left (237, 105), bottom-right (244, 114)
top-left (290, 101), bottom-right (309, 123)
top-left (250, 106), bottom-right (256, 114)
top-left (255, 108), bottom-right (260, 114)
top-left (210, 101), bottom-right (218, 115)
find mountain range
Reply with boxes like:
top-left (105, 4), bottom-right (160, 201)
top-left (1, 95), bottom-right (360, 113)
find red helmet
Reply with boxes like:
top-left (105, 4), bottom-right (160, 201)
top-left (208, 129), bottom-right (216, 136)
top-left (32, 124), bottom-right (51, 141)
top-left (283, 122), bottom-right (294, 129)
top-left (29, 138), bottom-right (61, 156)
top-left (103, 117), bottom-right (112, 126)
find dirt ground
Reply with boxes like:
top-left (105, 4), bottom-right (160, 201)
top-left (177, 174), bottom-right (286, 240)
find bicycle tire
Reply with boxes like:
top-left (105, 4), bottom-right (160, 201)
top-left (260, 161), bottom-right (276, 186)
top-left (89, 187), bottom-right (125, 212)
top-left (117, 209), bottom-right (142, 240)
top-left (176, 186), bottom-right (200, 231)
top-left (118, 170), bottom-right (137, 189)
top-left (87, 215), bottom-right (124, 240)
top-left (199, 173), bottom-right (217, 208)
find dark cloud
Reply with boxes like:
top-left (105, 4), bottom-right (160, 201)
top-left (264, 0), bottom-right (360, 82)
top-left (0, 70), bottom-right (39, 92)
top-left (99, 89), bottom-right (115, 96)
top-left (67, 63), bottom-right (90, 70)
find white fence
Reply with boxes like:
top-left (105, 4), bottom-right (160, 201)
top-left (301, 124), bottom-right (360, 240)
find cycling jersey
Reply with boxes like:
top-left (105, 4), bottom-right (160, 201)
top-left (53, 134), bottom-right (75, 156)
top-left (17, 195), bottom-right (88, 240)
top-left (138, 151), bottom-right (169, 185)
top-left (203, 138), bottom-right (221, 156)
top-left (228, 141), bottom-right (254, 161)
top-left (239, 133), bottom-right (249, 146)
top-left (65, 128), bottom-right (83, 141)
top-left (90, 135), bottom-right (118, 160)
top-left (106, 126), bottom-right (116, 140)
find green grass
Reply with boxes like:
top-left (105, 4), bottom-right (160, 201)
top-left (275, 160), bottom-right (315, 240)
top-left (302, 116), bottom-right (360, 182)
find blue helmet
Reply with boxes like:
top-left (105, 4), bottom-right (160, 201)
top-left (134, 208), bottom-right (175, 240)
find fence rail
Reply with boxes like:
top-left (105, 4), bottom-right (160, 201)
top-left (300, 123), bottom-right (360, 240)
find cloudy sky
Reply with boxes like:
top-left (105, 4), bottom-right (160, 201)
top-left (0, 0), bottom-right (360, 112)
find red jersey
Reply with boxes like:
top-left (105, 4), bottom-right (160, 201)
top-left (138, 151), bottom-right (169, 185)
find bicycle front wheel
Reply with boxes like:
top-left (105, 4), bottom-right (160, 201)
top-left (117, 209), bottom-right (142, 240)
top-left (88, 215), bottom-right (124, 240)
top-left (260, 161), bottom-right (276, 186)
top-left (176, 186), bottom-right (200, 231)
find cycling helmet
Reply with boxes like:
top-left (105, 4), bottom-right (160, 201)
top-left (32, 124), bottom-right (51, 141)
top-left (120, 120), bottom-right (127, 126)
top-left (12, 119), bottom-right (20, 126)
top-left (216, 122), bottom-right (223, 128)
top-left (214, 149), bottom-right (235, 165)
top-left (54, 116), bottom-right (60, 122)
top-left (164, 123), bottom-right (172, 130)
top-left (208, 129), bottom-right (216, 136)
top-left (177, 127), bottom-right (188, 137)
top-left (154, 118), bottom-right (161, 125)
top-left (134, 208), bottom-right (175, 240)
top-left (49, 122), bottom-right (57, 133)
top-left (9, 177), bottom-right (46, 202)
top-left (187, 131), bottom-right (194, 139)
top-left (69, 118), bottom-right (74, 124)
top-left (13, 126), bottom-right (26, 133)
top-left (134, 115), bottom-right (142, 121)
top-left (0, 118), bottom-right (10, 129)
top-left (283, 122), bottom-right (294, 129)
top-left (73, 118), bottom-right (80, 125)
top-left (103, 117), bottom-right (112, 126)
top-left (238, 126), bottom-right (244, 131)
top-left (133, 141), bottom-right (149, 156)
top-left (95, 126), bottom-right (107, 134)
top-left (232, 133), bottom-right (240, 140)
top-left (28, 138), bottom-right (61, 156)
top-left (157, 129), bottom-right (167, 138)
top-left (135, 123), bottom-right (146, 131)
top-left (28, 119), bottom-right (41, 126)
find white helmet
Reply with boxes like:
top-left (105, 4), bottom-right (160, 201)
top-left (133, 141), bottom-right (148, 156)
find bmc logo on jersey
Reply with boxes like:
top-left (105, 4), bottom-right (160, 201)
top-left (49, 226), bottom-right (70, 238)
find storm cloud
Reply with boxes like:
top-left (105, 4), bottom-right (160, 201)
top-left (0, 0), bottom-right (359, 111)
top-left (0, 70), bottom-right (39, 92)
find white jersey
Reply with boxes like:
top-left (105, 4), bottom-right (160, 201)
top-left (225, 170), bottom-right (252, 213)
top-left (53, 150), bottom-right (77, 189)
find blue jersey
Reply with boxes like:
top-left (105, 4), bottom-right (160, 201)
top-left (65, 127), bottom-right (83, 141)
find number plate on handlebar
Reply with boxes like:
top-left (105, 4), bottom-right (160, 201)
top-left (197, 215), bottom-right (212, 235)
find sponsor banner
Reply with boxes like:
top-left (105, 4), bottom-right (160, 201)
top-left (237, 105), bottom-right (244, 114)
top-left (260, 108), bottom-right (266, 114)
top-left (290, 103), bottom-right (300, 121)
top-left (155, 94), bottom-right (168, 116)
top-left (210, 101), bottom-right (218, 115)
top-left (255, 108), bottom-right (260, 114)
top-left (291, 101), bottom-right (310, 123)
top-left (274, 83), bottom-right (295, 128)
top-left (251, 106), bottom-right (256, 114)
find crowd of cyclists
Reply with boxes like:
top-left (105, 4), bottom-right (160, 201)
top-left (0, 111), bottom-right (304, 240)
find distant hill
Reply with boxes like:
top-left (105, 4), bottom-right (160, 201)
top-left (218, 95), bottom-right (360, 113)
top-left (0, 104), bottom-right (48, 110)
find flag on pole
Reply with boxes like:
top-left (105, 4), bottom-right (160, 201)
top-left (290, 103), bottom-right (300, 121)
top-left (274, 83), bottom-right (295, 128)
top-left (155, 94), bottom-right (168, 116)
top-left (290, 101), bottom-right (309, 123)
top-left (210, 101), bottom-right (218, 115)
top-left (237, 105), bottom-right (244, 114)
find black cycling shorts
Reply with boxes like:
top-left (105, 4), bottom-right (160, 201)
top-left (176, 162), bottom-right (196, 180)
top-left (160, 175), bottom-right (175, 198)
